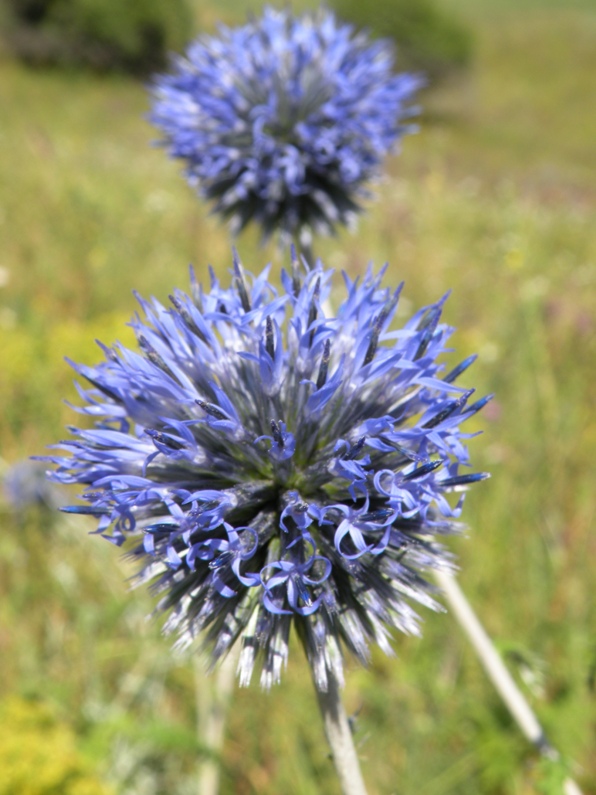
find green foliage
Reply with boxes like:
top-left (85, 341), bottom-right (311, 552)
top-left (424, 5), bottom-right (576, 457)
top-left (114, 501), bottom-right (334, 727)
top-left (330, 0), bottom-right (473, 80)
top-left (0, 697), bottom-right (112, 795)
top-left (1, 1), bottom-right (596, 793)
top-left (2, 0), bottom-right (193, 74)
top-left (535, 755), bottom-right (573, 795)
top-left (0, 311), bottom-right (135, 455)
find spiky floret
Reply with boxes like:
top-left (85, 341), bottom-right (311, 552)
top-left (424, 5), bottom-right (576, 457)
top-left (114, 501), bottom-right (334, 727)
top-left (45, 253), bottom-right (489, 690)
top-left (150, 6), bottom-right (421, 241)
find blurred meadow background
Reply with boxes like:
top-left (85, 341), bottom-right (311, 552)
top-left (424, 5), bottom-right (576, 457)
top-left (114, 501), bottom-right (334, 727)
top-left (1, 0), bottom-right (595, 792)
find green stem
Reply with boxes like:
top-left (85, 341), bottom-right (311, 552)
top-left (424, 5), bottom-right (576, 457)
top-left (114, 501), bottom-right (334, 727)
top-left (296, 227), bottom-right (314, 269)
top-left (435, 569), bottom-right (584, 795)
top-left (313, 668), bottom-right (369, 795)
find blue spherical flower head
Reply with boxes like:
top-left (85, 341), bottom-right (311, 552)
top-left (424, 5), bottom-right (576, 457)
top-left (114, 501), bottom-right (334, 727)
top-left (46, 252), bottom-right (489, 690)
top-left (150, 7), bottom-right (422, 242)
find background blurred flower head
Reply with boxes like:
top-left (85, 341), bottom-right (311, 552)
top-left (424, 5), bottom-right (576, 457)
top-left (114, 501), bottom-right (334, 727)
top-left (150, 6), bottom-right (422, 242)
top-left (3, 459), bottom-right (64, 511)
top-left (45, 252), bottom-right (488, 690)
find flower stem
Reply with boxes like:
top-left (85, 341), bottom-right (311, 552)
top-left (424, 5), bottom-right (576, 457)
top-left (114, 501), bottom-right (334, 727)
top-left (313, 668), bottom-right (369, 795)
top-left (435, 569), bottom-right (584, 795)
top-left (296, 228), bottom-right (314, 269)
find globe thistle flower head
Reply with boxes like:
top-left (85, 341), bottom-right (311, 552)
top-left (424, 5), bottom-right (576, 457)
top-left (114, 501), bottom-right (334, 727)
top-left (45, 252), bottom-right (489, 690)
top-left (150, 7), bottom-right (422, 241)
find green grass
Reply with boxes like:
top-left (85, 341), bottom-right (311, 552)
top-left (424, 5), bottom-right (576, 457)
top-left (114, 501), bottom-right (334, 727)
top-left (1, 2), bottom-right (596, 793)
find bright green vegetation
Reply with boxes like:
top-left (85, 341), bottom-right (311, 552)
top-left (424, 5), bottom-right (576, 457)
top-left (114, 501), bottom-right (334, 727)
top-left (0, 697), bottom-right (114, 795)
top-left (1, 1), bottom-right (595, 793)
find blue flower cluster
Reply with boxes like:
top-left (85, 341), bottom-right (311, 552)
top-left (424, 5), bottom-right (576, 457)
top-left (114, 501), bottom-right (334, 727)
top-left (46, 254), bottom-right (488, 689)
top-left (150, 7), bottom-right (421, 240)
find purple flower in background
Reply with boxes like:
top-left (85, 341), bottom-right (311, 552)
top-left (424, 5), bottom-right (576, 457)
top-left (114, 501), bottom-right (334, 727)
top-left (150, 7), bottom-right (421, 241)
top-left (44, 252), bottom-right (489, 690)
top-left (3, 460), bottom-right (65, 511)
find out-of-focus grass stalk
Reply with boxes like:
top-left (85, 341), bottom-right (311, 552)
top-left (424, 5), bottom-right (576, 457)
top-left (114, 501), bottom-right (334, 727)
top-left (435, 569), bottom-right (584, 795)
top-left (194, 649), bottom-right (238, 795)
